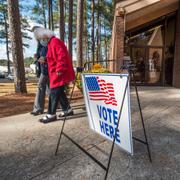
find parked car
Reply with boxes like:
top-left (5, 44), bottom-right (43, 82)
top-left (7, 74), bottom-right (28, 80)
top-left (0, 71), bottom-right (5, 78)
top-left (7, 74), bottom-right (14, 80)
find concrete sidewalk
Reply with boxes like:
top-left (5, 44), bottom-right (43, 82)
top-left (0, 87), bottom-right (180, 180)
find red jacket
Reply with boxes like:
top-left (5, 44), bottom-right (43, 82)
top-left (46, 36), bottom-right (75, 89)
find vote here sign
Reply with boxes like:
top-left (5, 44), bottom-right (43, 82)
top-left (82, 74), bottom-right (133, 155)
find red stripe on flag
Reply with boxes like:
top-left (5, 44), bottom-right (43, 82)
top-left (88, 77), bottom-right (117, 106)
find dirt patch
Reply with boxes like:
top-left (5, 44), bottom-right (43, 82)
top-left (0, 93), bottom-right (37, 118)
top-left (0, 82), bottom-right (39, 118)
top-left (0, 82), bottom-right (83, 118)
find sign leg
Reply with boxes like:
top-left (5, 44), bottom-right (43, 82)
top-left (104, 77), bottom-right (129, 180)
top-left (55, 77), bottom-right (77, 156)
top-left (131, 71), bottom-right (152, 162)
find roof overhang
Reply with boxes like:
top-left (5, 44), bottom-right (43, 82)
top-left (116, 0), bottom-right (179, 31)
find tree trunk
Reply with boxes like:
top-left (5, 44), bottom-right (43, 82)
top-left (48, 0), bottom-right (51, 29)
top-left (59, 0), bottom-right (65, 41)
top-left (104, 25), bottom-right (108, 61)
top-left (91, 0), bottom-right (95, 64)
top-left (68, 0), bottom-right (73, 60)
top-left (7, 0), bottom-right (27, 93)
top-left (42, 0), bottom-right (47, 28)
top-left (96, 0), bottom-right (100, 63)
top-left (48, 0), bottom-right (53, 30)
top-left (50, 0), bottom-right (54, 30)
top-left (83, 0), bottom-right (89, 63)
top-left (76, 0), bottom-right (84, 67)
top-left (98, 22), bottom-right (102, 61)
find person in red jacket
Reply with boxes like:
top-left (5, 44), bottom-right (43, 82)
top-left (34, 28), bottom-right (75, 123)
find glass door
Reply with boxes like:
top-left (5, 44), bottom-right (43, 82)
top-left (130, 46), bottom-right (163, 85)
top-left (147, 47), bottom-right (163, 84)
top-left (131, 47), bottom-right (146, 84)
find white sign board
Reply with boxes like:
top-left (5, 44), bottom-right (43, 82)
top-left (82, 74), bottom-right (133, 154)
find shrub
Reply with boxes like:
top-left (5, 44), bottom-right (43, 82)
top-left (76, 64), bottom-right (111, 92)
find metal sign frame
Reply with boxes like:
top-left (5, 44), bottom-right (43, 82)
top-left (55, 69), bottom-right (152, 180)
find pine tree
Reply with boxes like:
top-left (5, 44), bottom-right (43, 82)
top-left (0, 0), bottom-right (10, 74)
top-left (96, 0), bottom-right (101, 63)
top-left (21, 17), bottom-right (32, 49)
top-left (91, 0), bottom-right (95, 64)
top-left (76, 0), bottom-right (84, 67)
top-left (7, 0), bottom-right (27, 93)
top-left (0, 0), bottom-right (32, 74)
top-left (59, 0), bottom-right (65, 41)
top-left (31, 0), bottom-right (48, 28)
top-left (68, 0), bottom-right (73, 60)
top-left (83, 0), bottom-right (90, 63)
top-left (97, 0), bottom-right (114, 62)
top-left (48, 0), bottom-right (54, 30)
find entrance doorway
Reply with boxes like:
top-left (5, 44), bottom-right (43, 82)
top-left (130, 46), bottom-right (163, 85)
top-left (131, 47), bottom-right (146, 84)
top-left (125, 13), bottom-right (176, 86)
top-left (147, 47), bottom-right (163, 84)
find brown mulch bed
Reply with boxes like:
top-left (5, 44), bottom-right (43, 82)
top-left (0, 93), bottom-right (37, 118)
top-left (0, 91), bottom-right (83, 118)
top-left (0, 81), bottom-right (83, 118)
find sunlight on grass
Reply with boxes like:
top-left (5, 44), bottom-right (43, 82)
top-left (0, 82), bottom-right (38, 96)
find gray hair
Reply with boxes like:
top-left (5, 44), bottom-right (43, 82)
top-left (31, 26), bottom-right (41, 32)
top-left (34, 27), bottom-right (54, 40)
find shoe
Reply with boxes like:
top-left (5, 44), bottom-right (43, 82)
top-left (39, 115), bottom-right (57, 123)
top-left (58, 108), bottom-right (74, 117)
top-left (30, 110), bottom-right (43, 116)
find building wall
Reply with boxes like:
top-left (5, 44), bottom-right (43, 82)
top-left (173, 6), bottom-right (180, 88)
top-left (109, 0), bottom-right (180, 86)
top-left (109, 8), bottom-right (125, 73)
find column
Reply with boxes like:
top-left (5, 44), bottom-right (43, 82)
top-left (173, 5), bottom-right (180, 87)
top-left (109, 7), bottom-right (125, 73)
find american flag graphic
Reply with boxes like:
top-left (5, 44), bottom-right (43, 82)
top-left (85, 76), bottom-right (117, 106)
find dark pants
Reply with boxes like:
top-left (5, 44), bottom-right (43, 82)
top-left (47, 86), bottom-right (70, 115)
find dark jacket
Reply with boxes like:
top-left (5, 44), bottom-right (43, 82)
top-left (35, 43), bottom-right (48, 76)
top-left (39, 46), bottom-right (48, 75)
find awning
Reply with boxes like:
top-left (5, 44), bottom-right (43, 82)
top-left (116, 0), bottom-right (179, 31)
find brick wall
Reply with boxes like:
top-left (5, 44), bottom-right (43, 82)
top-left (109, 15), bottom-right (125, 73)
